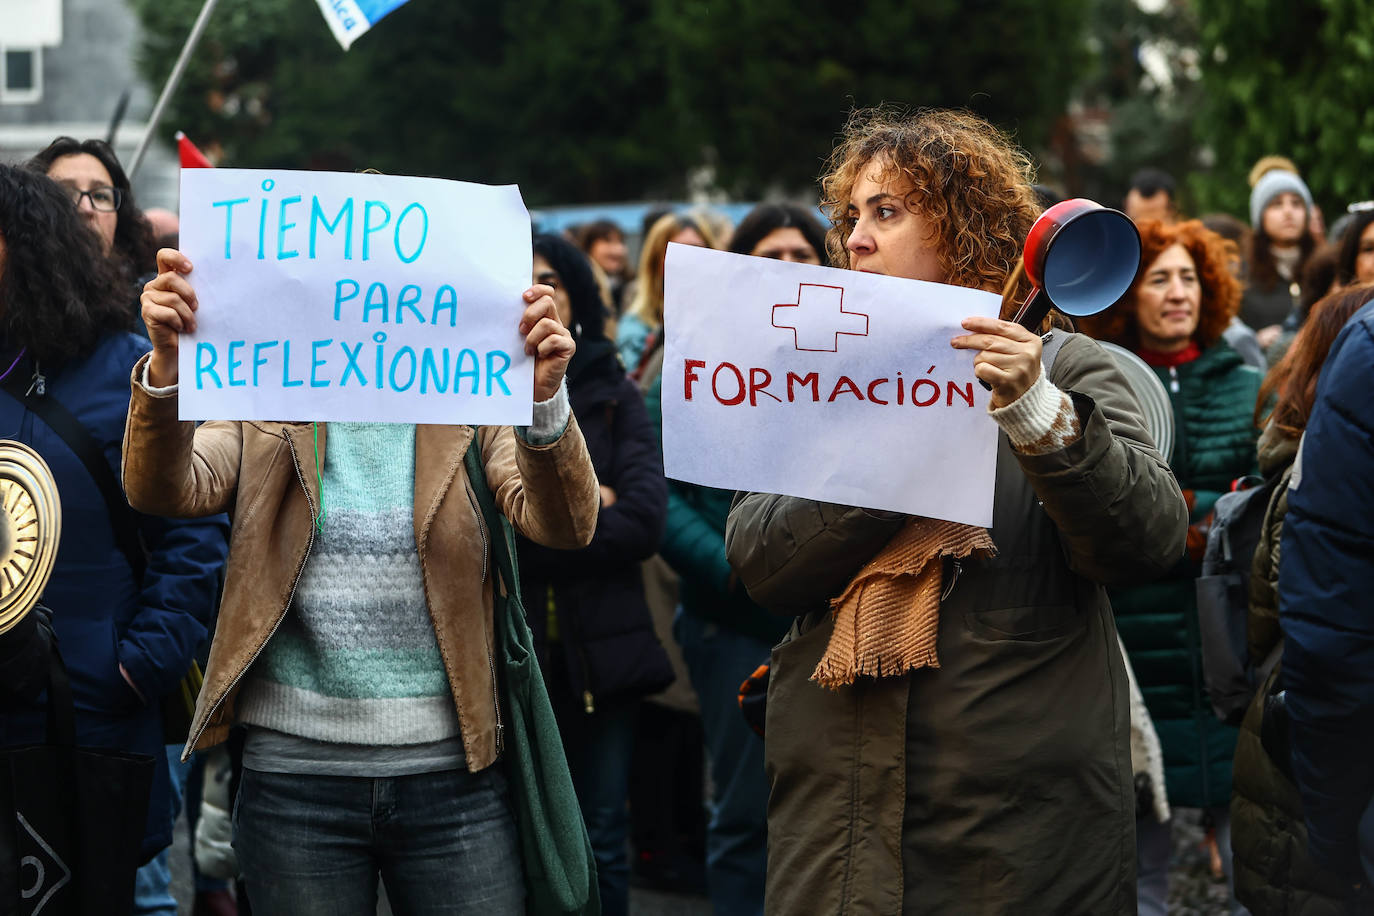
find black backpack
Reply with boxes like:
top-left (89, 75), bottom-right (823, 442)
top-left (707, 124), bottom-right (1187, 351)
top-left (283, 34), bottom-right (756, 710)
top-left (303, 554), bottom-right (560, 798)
top-left (1195, 472), bottom-right (1285, 725)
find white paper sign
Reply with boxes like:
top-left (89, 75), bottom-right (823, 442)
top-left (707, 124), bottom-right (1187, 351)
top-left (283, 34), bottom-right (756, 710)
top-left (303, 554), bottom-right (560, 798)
top-left (178, 169), bottom-right (534, 425)
top-left (662, 244), bottom-right (1001, 527)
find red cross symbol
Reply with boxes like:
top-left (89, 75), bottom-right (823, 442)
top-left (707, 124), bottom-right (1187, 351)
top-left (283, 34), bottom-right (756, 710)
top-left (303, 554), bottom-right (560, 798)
top-left (771, 283), bottom-right (869, 352)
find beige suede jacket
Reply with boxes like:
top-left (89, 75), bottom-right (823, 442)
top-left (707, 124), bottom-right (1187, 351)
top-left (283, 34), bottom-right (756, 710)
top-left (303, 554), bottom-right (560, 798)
top-left (120, 353), bottom-right (599, 770)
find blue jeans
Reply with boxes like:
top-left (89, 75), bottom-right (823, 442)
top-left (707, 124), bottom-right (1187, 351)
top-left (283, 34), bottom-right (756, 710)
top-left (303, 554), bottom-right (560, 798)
top-left (552, 689), bottom-right (635, 916)
top-left (232, 766), bottom-right (524, 916)
top-left (133, 745), bottom-right (190, 916)
top-left (675, 612), bottom-right (769, 916)
top-left (1135, 815), bottom-right (1169, 916)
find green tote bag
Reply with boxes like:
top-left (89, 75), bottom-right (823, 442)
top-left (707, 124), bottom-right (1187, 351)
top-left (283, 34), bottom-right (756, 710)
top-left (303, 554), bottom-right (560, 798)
top-left (464, 436), bottom-right (600, 915)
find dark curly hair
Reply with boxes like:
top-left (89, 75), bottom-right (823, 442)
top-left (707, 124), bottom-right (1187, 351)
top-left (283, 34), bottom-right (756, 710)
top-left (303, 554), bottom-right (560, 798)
top-left (27, 137), bottom-right (158, 284)
top-left (0, 165), bottom-right (133, 365)
top-left (1077, 219), bottom-right (1241, 351)
top-left (533, 233), bottom-right (605, 343)
top-left (820, 108), bottom-right (1040, 298)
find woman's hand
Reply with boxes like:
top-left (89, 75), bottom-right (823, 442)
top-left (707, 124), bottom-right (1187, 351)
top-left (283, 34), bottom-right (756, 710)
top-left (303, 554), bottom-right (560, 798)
top-left (520, 284), bottom-right (576, 402)
top-left (141, 248), bottom-right (198, 387)
top-left (1256, 324), bottom-right (1282, 350)
top-left (951, 316), bottom-right (1044, 409)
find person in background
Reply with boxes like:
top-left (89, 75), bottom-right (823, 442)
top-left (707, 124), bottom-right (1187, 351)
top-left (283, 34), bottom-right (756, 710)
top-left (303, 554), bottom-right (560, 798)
top-left (727, 109), bottom-right (1185, 915)
top-left (1325, 201), bottom-right (1370, 251)
top-left (1275, 287), bottom-right (1374, 912)
top-left (1202, 212), bottom-right (1268, 371)
top-left (1240, 157), bottom-right (1316, 352)
top-left (689, 208), bottom-right (735, 253)
top-left (726, 203), bottom-right (825, 266)
top-left (518, 233), bottom-right (673, 916)
top-left (30, 139), bottom-right (196, 915)
top-left (1265, 244), bottom-right (1342, 369)
top-left (642, 201), bottom-right (827, 916)
top-left (27, 137), bottom-right (159, 306)
top-left (1231, 283), bottom-right (1374, 916)
top-left (618, 207), bottom-right (711, 897)
top-left (1125, 167), bottom-right (1179, 225)
top-left (616, 213), bottom-right (715, 373)
top-left (126, 238), bottom-right (598, 914)
top-left (1335, 209), bottom-right (1374, 288)
top-left (0, 164), bottom-right (229, 892)
top-left (144, 207), bottom-right (181, 251)
top-left (1078, 218), bottom-right (1262, 916)
top-left (579, 219), bottom-right (632, 315)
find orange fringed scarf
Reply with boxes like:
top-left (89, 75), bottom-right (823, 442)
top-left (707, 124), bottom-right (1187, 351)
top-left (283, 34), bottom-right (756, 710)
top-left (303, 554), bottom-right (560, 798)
top-left (812, 519), bottom-right (996, 689)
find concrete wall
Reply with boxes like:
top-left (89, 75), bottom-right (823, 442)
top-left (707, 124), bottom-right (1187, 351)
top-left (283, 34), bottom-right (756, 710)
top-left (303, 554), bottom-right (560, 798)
top-left (0, 0), bottom-right (180, 210)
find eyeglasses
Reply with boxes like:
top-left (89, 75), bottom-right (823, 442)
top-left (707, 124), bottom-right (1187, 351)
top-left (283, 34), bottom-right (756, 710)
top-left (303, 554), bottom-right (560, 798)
top-left (66, 185), bottom-right (122, 212)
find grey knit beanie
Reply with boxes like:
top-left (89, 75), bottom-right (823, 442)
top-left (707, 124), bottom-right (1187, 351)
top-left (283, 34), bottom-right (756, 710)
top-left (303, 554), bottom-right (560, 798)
top-left (1250, 170), bottom-right (1313, 228)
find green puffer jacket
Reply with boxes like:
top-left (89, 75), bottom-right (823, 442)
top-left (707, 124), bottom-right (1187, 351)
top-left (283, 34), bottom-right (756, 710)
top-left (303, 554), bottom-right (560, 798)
top-left (1231, 425), bottom-right (1351, 915)
top-left (645, 376), bottom-right (786, 643)
top-left (1112, 341), bottom-right (1261, 809)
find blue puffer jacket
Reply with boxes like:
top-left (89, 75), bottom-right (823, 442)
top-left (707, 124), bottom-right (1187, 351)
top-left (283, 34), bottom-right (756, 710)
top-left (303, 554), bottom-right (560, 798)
top-left (0, 332), bottom-right (229, 861)
top-left (1279, 300), bottom-right (1374, 885)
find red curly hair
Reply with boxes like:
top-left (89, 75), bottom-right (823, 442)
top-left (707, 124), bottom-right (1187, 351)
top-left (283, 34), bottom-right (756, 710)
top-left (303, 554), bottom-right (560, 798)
top-left (1077, 219), bottom-right (1241, 351)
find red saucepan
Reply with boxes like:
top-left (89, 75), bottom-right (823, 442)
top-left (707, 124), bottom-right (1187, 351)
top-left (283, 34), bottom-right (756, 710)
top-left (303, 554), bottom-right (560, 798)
top-left (1014, 198), bottom-right (1142, 331)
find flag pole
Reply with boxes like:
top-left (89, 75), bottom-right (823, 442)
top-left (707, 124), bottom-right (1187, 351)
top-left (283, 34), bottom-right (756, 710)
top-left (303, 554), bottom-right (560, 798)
top-left (127, 0), bottom-right (222, 179)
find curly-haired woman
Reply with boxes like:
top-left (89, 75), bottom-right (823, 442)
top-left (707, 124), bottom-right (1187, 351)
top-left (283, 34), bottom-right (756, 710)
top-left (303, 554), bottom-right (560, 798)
top-left (725, 109), bottom-right (1187, 915)
top-left (0, 164), bottom-right (228, 891)
top-left (1078, 218), bottom-right (1262, 915)
top-left (28, 137), bottom-right (159, 307)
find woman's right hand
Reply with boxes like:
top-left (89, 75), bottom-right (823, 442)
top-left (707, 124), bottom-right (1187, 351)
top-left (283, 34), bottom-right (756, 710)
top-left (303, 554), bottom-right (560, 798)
top-left (140, 248), bottom-right (198, 387)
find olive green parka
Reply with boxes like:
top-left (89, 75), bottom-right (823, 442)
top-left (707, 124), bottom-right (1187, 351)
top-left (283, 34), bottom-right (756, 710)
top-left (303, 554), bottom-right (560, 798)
top-left (726, 332), bottom-right (1188, 915)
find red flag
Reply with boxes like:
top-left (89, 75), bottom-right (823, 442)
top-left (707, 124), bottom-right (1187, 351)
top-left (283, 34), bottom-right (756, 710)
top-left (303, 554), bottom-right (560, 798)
top-left (176, 131), bottom-right (213, 168)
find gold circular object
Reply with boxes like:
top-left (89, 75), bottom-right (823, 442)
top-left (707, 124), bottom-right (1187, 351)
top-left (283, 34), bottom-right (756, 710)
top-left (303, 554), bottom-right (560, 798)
top-left (0, 440), bottom-right (61, 635)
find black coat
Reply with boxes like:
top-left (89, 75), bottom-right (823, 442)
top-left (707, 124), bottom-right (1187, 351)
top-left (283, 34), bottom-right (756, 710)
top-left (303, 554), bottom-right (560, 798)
top-left (517, 340), bottom-right (673, 707)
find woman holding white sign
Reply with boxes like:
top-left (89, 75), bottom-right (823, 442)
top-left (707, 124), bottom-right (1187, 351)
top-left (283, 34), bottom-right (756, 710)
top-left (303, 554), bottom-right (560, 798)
top-left (725, 109), bottom-right (1189, 915)
top-left (125, 246), bottom-right (599, 915)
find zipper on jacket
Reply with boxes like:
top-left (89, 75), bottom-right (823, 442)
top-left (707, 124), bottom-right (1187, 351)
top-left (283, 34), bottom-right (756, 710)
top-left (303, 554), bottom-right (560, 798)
top-left (486, 633), bottom-right (504, 755)
top-left (185, 429), bottom-right (317, 758)
top-left (463, 481), bottom-right (489, 584)
top-left (940, 559), bottom-right (963, 602)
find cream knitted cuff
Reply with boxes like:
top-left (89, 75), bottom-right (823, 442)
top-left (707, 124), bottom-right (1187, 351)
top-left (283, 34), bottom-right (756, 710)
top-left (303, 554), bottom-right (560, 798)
top-left (518, 379), bottom-right (571, 446)
top-left (140, 359), bottom-right (179, 396)
top-left (988, 368), bottom-right (1082, 456)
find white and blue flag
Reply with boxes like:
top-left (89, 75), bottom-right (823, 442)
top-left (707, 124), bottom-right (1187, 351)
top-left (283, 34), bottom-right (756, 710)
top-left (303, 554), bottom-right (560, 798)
top-left (315, 0), bottom-right (411, 50)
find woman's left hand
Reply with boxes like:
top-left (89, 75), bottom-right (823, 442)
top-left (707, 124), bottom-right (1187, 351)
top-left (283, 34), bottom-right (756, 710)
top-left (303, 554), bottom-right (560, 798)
top-left (519, 284), bottom-right (576, 402)
top-left (950, 317), bottom-right (1043, 409)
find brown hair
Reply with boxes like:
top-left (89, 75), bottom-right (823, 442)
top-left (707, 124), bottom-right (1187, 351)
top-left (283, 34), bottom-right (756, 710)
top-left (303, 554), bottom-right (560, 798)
top-left (1246, 158), bottom-right (1314, 291)
top-left (820, 108), bottom-right (1040, 308)
top-left (1255, 283), bottom-right (1374, 437)
top-left (626, 212), bottom-right (717, 327)
top-left (1077, 219), bottom-right (1241, 351)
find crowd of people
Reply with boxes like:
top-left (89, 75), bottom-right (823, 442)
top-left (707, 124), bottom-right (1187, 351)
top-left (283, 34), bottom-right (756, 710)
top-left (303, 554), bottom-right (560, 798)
top-left (0, 108), bottom-right (1371, 916)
